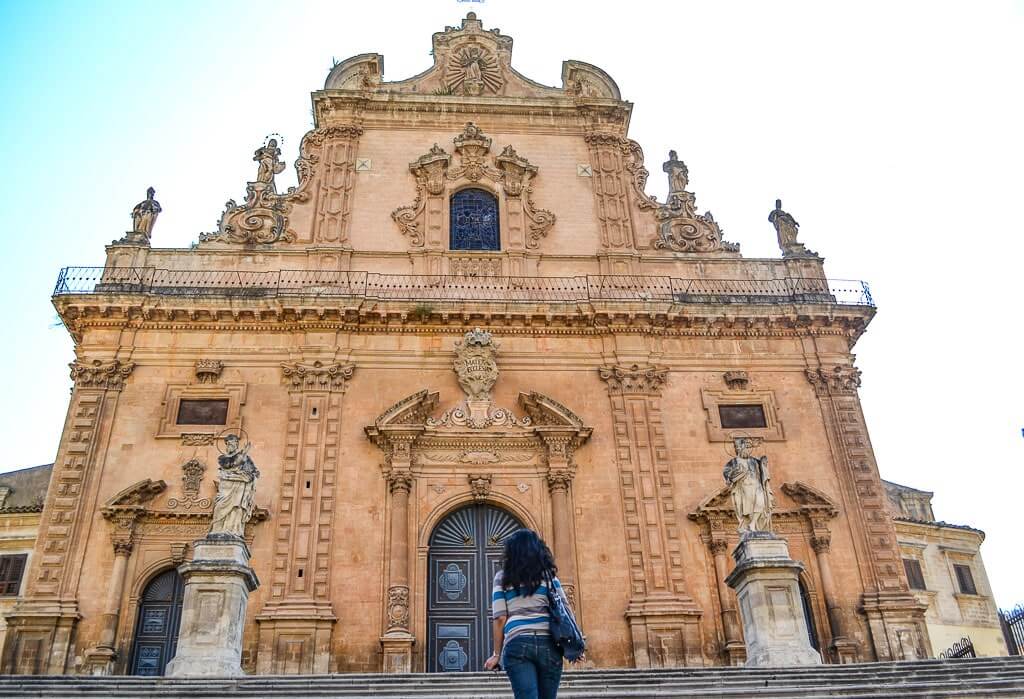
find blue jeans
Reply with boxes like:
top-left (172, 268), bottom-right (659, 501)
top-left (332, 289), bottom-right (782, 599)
top-left (502, 632), bottom-right (563, 699)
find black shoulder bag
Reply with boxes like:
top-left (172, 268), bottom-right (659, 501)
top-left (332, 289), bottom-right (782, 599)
top-left (545, 574), bottom-right (586, 662)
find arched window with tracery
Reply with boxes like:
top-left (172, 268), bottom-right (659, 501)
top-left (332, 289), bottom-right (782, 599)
top-left (450, 188), bottom-right (499, 251)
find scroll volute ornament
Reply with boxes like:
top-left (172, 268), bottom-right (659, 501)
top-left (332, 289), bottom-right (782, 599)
top-left (454, 328), bottom-right (499, 401)
top-left (653, 150), bottom-right (738, 253)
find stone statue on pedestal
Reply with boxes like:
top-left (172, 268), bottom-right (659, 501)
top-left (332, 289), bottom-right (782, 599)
top-left (116, 187), bottom-right (162, 245)
top-left (663, 150), bottom-right (689, 195)
top-left (723, 437), bottom-right (774, 536)
top-left (769, 199), bottom-right (817, 258)
top-left (210, 434), bottom-right (259, 539)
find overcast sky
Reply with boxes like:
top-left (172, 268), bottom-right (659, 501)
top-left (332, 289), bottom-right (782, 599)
top-left (1, 1), bottom-right (1022, 605)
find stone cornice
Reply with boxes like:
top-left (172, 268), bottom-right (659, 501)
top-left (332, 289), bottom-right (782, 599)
top-left (55, 296), bottom-right (873, 345)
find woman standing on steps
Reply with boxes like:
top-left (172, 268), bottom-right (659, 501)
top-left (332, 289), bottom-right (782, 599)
top-left (484, 529), bottom-right (577, 699)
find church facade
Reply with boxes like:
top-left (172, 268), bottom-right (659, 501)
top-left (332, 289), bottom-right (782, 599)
top-left (2, 14), bottom-right (931, 675)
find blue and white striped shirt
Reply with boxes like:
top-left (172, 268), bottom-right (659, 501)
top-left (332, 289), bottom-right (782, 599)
top-left (491, 570), bottom-right (567, 645)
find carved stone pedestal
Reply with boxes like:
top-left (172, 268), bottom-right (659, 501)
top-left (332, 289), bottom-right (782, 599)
top-left (165, 536), bottom-right (259, 677)
top-left (380, 631), bottom-right (414, 673)
top-left (725, 533), bottom-right (821, 667)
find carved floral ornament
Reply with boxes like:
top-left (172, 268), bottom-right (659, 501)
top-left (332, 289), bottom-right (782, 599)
top-left (806, 365), bottom-right (862, 396)
top-left (598, 364), bottom-right (669, 396)
top-left (70, 359), bottom-right (135, 391)
top-left (281, 361), bottom-right (355, 392)
top-left (391, 123), bottom-right (556, 248)
top-left (194, 359), bottom-right (223, 384)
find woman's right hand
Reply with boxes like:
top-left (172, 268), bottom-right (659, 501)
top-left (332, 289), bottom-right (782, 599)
top-left (484, 653), bottom-right (500, 670)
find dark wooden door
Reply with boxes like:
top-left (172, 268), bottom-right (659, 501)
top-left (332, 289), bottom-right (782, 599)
top-left (128, 569), bottom-right (185, 675)
top-left (427, 504), bottom-right (522, 672)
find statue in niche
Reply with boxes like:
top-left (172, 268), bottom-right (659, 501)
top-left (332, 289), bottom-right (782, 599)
top-left (663, 150), bottom-right (689, 195)
top-left (722, 437), bottom-right (774, 535)
top-left (209, 434), bottom-right (260, 538)
top-left (769, 199), bottom-right (817, 258)
top-left (253, 138), bottom-right (285, 188)
top-left (121, 187), bottom-right (161, 244)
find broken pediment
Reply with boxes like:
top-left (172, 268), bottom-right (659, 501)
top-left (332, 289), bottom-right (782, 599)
top-left (690, 481), bottom-right (839, 523)
top-left (103, 479), bottom-right (167, 508)
top-left (323, 13), bottom-right (620, 102)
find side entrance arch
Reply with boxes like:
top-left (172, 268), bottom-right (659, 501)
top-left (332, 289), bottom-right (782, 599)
top-left (427, 503), bottom-right (523, 672)
top-left (128, 568), bottom-right (184, 675)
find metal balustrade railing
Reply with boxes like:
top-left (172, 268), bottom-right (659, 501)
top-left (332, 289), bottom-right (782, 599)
top-left (53, 267), bottom-right (875, 307)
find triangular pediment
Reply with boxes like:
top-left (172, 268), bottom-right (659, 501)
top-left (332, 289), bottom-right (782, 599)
top-left (324, 13), bottom-right (620, 101)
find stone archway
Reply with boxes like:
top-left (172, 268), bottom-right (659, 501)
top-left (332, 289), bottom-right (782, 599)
top-left (426, 503), bottom-right (523, 672)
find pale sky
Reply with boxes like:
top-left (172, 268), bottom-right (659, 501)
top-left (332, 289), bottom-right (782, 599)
top-left (1, 1), bottom-right (1022, 604)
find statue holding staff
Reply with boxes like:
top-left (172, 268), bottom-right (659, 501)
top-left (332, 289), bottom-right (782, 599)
top-left (209, 433), bottom-right (260, 538)
top-left (723, 437), bottom-right (774, 535)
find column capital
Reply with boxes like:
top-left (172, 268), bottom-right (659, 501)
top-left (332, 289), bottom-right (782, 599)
top-left (806, 365), bottom-right (861, 397)
top-left (113, 540), bottom-right (134, 556)
top-left (281, 361), bottom-right (355, 393)
top-left (387, 471), bottom-right (414, 495)
top-left (709, 538), bottom-right (730, 556)
top-left (70, 359), bottom-right (135, 391)
top-left (811, 534), bottom-right (832, 554)
top-left (547, 471), bottom-right (574, 493)
top-left (598, 364), bottom-right (669, 396)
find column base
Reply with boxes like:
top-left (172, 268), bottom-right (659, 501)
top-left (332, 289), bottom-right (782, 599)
top-left (81, 646), bottom-right (117, 675)
top-left (861, 590), bottom-right (931, 661)
top-left (380, 631), bottom-right (415, 673)
top-left (0, 600), bottom-right (79, 674)
top-left (829, 636), bottom-right (861, 664)
top-left (624, 596), bottom-right (704, 668)
top-left (726, 533), bottom-right (822, 667)
top-left (165, 536), bottom-right (259, 678)
top-left (254, 605), bottom-right (336, 674)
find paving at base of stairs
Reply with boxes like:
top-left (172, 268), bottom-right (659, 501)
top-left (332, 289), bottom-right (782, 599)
top-left (2, 656), bottom-right (1023, 698)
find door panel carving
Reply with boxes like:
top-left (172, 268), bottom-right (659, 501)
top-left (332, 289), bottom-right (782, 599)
top-left (128, 569), bottom-right (184, 676)
top-left (427, 504), bottom-right (522, 672)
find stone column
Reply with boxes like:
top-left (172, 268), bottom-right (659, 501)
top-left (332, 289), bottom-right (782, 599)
top-left (547, 472), bottom-right (577, 608)
top-left (381, 432), bottom-right (417, 673)
top-left (81, 538), bottom-right (133, 675)
top-left (811, 533), bottom-right (858, 662)
top-left (709, 538), bottom-right (745, 665)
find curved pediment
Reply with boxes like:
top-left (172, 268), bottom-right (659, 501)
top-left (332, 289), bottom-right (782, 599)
top-left (370, 389), bottom-right (441, 429)
top-left (103, 479), bottom-right (167, 508)
top-left (323, 13), bottom-right (620, 102)
top-left (518, 392), bottom-right (588, 431)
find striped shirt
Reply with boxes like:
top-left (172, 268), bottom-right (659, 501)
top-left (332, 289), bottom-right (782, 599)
top-left (491, 570), bottom-right (567, 645)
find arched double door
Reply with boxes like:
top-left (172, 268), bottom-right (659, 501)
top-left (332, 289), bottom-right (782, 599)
top-left (128, 569), bottom-right (185, 675)
top-left (427, 503), bottom-right (523, 672)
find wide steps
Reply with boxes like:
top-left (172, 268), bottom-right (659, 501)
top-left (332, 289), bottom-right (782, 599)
top-left (3, 657), bottom-right (1024, 698)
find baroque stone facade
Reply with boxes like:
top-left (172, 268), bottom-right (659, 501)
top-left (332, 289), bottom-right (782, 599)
top-left (3, 13), bottom-right (931, 675)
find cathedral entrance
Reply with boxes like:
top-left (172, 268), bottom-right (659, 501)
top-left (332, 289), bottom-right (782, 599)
top-left (426, 503), bottom-right (523, 672)
top-left (128, 569), bottom-right (185, 676)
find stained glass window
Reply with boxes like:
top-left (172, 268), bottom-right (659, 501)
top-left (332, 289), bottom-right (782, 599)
top-left (450, 189), bottom-right (499, 251)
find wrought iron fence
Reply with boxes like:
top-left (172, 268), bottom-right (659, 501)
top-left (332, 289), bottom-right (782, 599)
top-left (1000, 604), bottom-right (1024, 655)
top-left (939, 636), bottom-right (977, 659)
top-left (53, 267), bottom-right (875, 308)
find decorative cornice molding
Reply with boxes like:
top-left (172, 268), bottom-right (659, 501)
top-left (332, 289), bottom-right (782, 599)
top-left (281, 361), bottom-right (355, 392)
top-left (70, 359), bottom-right (135, 391)
top-left (598, 364), bottom-right (669, 396)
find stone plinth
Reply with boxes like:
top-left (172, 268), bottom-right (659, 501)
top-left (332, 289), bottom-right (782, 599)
top-left (725, 533), bottom-right (821, 667)
top-left (165, 535), bottom-right (259, 677)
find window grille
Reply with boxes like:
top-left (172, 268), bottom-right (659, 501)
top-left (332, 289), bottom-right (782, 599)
top-left (450, 189), bottom-right (499, 251)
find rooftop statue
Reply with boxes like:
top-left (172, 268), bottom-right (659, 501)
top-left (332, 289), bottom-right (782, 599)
top-left (769, 199), bottom-right (818, 258)
top-left (254, 138), bottom-right (286, 190)
top-left (117, 187), bottom-right (161, 245)
top-left (723, 437), bottom-right (774, 536)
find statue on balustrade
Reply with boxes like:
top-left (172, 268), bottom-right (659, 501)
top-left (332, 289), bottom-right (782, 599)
top-left (119, 187), bottom-right (161, 244)
top-left (723, 437), bottom-right (774, 535)
top-left (209, 433), bottom-right (260, 538)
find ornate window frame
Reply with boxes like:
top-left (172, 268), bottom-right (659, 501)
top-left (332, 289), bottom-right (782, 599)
top-left (700, 387), bottom-right (784, 442)
top-left (155, 383), bottom-right (246, 441)
top-left (449, 186), bottom-right (501, 251)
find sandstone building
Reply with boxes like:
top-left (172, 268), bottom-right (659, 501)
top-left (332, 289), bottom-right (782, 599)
top-left (2, 14), bottom-right (934, 675)
top-left (884, 481), bottom-right (1008, 657)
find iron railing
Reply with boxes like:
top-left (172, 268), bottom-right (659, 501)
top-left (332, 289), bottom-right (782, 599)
top-left (1001, 604), bottom-right (1024, 656)
top-left (52, 267), bottom-right (875, 307)
top-left (939, 637), bottom-right (977, 659)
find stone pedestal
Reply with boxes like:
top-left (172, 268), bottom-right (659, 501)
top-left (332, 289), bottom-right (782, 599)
top-left (165, 536), bottom-right (259, 677)
top-left (725, 533), bottom-right (821, 667)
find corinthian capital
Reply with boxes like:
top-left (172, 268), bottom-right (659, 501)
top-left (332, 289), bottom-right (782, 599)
top-left (70, 359), bottom-right (135, 391)
top-left (806, 365), bottom-right (862, 397)
top-left (598, 364), bottom-right (669, 395)
top-left (281, 361), bottom-right (355, 392)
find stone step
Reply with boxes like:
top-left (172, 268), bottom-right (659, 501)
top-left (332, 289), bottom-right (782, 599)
top-left (2, 657), bottom-right (1023, 698)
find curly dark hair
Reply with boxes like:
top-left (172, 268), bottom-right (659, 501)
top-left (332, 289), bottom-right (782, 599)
top-left (501, 529), bottom-right (557, 595)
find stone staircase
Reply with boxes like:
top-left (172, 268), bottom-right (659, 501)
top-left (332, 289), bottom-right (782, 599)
top-left (3, 657), bottom-right (1024, 698)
